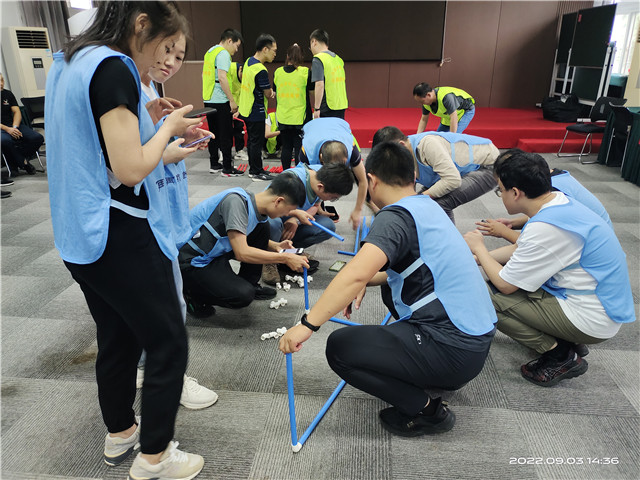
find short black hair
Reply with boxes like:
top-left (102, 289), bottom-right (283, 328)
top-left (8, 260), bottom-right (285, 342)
top-left (255, 33), bottom-right (275, 52)
top-left (413, 82), bottom-right (433, 97)
top-left (267, 172), bottom-right (305, 206)
top-left (310, 29), bottom-right (329, 45)
top-left (220, 28), bottom-right (243, 43)
top-left (493, 150), bottom-right (551, 198)
top-left (319, 141), bottom-right (348, 164)
top-left (372, 126), bottom-right (407, 148)
top-left (366, 142), bottom-right (415, 187)
top-left (316, 163), bottom-right (354, 196)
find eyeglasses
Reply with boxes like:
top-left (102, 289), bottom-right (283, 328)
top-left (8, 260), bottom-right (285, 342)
top-left (494, 186), bottom-right (502, 197)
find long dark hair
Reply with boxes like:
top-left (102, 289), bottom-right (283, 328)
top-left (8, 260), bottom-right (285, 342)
top-left (286, 43), bottom-right (303, 68)
top-left (63, 1), bottom-right (189, 61)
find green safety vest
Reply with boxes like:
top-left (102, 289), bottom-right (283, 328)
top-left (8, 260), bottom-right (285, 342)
top-left (227, 62), bottom-right (241, 104)
top-left (239, 58), bottom-right (268, 118)
top-left (315, 52), bottom-right (348, 110)
top-left (202, 45), bottom-right (225, 101)
top-left (266, 112), bottom-right (279, 154)
top-left (274, 66), bottom-right (308, 125)
top-left (423, 86), bottom-right (475, 126)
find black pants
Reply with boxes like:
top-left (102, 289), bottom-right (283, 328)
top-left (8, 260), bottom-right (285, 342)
top-left (64, 208), bottom-right (187, 454)
top-left (320, 108), bottom-right (346, 119)
top-left (205, 102), bottom-right (233, 170)
top-left (181, 222), bottom-right (269, 308)
top-left (245, 120), bottom-right (265, 175)
top-left (279, 127), bottom-right (302, 169)
top-left (232, 118), bottom-right (245, 152)
top-left (326, 321), bottom-right (490, 416)
top-left (1, 125), bottom-right (44, 170)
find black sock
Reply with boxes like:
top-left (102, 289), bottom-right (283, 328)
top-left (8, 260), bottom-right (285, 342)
top-left (548, 339), bottom-right (572, 360)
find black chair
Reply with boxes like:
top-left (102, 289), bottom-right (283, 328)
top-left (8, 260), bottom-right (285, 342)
top-left (605, 104), bottom-right (635, 169)
top-left (557, 96), bottom-right (627, 164)
top-left (19, 97), bottom-right (46, 172)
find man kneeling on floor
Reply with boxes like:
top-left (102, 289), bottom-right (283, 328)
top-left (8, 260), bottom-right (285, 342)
top-left (464, 150), bottom-right (635, 387)
top-left (262, 162), bottom-right (354, 284)
top-left (179, 175), bottom-right (309, 317)
top-left (280, 142), bottom-right (497, 436)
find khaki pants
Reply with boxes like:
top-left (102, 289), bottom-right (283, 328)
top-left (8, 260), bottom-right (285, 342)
top-left (491, 288), bottom-right (605, 354)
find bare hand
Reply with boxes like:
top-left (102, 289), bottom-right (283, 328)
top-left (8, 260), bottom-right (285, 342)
top-left (463, 229), bottom-right (486, 254)
top-left (7, 127), bottom-right (22, 139)
top-left (343, 286), bottom-right (366, 319)
top-left (276, 240), bottom-right (294, 251)
top-left (162, 137), bottom-right (198, 164)
top-left (349, 210), bottom-right (362, 229)
top-left (146, 97), bottom-right (181, 124)
top-left (475, 218), bottom-right (512, 238)
top-left (230, 100), bottom-right (238, 114)
top-left (183, 126), bottom-right (213, 150)
top-left (281, 219), bottom-right (299, 241)
top-left (282, 253), bottom-right (309, 272)
top-left (163, 105), bottom-right (202, 137)
top-left (313, 110), bottom-right (320, 119)
top-left (279, 324), bottom-right (313, 353)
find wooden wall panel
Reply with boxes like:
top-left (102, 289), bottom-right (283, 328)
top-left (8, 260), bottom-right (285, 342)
top-left (388, 62), bottom-right (442, 108)
top-left (490, 1), bottom-right (560, 107)
top-left (439, 1), bottom-right (501, 108)
top-left (163, 62), bottom-right (204, 109)
top-left (344, 63), bottom-right (391, 108)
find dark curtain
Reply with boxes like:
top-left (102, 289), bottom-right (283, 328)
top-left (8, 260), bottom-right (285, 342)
top-left (20, 1), bottom-right (69, 52)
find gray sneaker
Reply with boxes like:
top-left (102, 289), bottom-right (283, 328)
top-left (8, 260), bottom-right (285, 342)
top-left (104, 416), bottom-right (141, 466)
top-left (128, 441), bottom-right (204, 480)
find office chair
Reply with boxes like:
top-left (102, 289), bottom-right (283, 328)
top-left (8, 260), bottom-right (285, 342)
top-left (19, 97), bottom-right (46, 172)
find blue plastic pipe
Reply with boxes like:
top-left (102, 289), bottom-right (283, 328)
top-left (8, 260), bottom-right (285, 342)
top-left (297, 380), bottom-right (347, 448)
top-left (303, 268), bottom-right (309, 311)
top-left (285, 353), bottom-right (299, 449)
top-left (310, 220), bottom-right (344, 241)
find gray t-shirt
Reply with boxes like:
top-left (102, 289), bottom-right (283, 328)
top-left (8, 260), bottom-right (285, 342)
top-left (179, 191), bottom-right (266, 268)
top-left (422, 89), bottom-right (474, 116)
top-left (311, 50), bottom-right (342, 114)
top-left (365, 201), bottom-right (493, 351)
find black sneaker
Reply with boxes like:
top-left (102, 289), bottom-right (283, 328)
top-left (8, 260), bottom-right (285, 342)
top-left (520, 350), bottom-right (588, 387)
top-left (209, 163), bottom-right (223, 173)
top-left (221, 167), bottom-right (244, 177)
top-left (573, 343), bottom-right (589, 357)
top-left (1, 190), bottom-right (12, 199)
top-left (1, 178), bottom-right (14, 187)
top-left (24, 162), bottom-right (36, 175)
top-left (254, 284), bottom-right (277, 300)
top-left (248, 172), bottom-right (275, 182)
top-left (184, 293), bottom-right (216, 318)
top-left (379, 397), bottom-right (455, 437)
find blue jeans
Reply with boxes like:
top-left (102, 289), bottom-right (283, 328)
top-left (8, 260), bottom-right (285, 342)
top-left (437, 108), bottom-right (475, 133)
top-left (268, 215), bottom-right (335, 248)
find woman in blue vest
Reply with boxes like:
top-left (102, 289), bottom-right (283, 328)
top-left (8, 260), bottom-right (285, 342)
top-left (280, 142), bottom-right (497, 437)
top-left (44, 2), bottom-right (207, 478)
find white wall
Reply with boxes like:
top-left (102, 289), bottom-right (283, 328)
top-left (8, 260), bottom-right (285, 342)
top-left (1, 1), bottom-right (27, 90)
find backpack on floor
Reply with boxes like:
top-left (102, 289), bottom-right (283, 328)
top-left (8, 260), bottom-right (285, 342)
top-left (542, 94), bottom-right (580, 123)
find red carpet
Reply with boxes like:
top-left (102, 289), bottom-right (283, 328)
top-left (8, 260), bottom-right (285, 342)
top-left (344, 108), bottom-right (601, 154)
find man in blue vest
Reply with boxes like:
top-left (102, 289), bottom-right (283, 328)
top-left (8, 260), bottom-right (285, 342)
top-left (179, 174), bottom-right (309, 316)
top-left (299, 118), bottom-right (366, 228)
top-left (464, 150), bottom-right (635, 387)
top-left (280, 142), bottom-right (497, 437)
top-left (372, 126), bottom-right (498, 224)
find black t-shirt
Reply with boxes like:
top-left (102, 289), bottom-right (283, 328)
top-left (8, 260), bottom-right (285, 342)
top-left (364, 201), bottom-right (494, 351)
top-left (1, 89), bottom-right (19, 126)
top-left (275, 65), bottom-right (313, 129)
top-left (89, 57), bottom-right (148, 209)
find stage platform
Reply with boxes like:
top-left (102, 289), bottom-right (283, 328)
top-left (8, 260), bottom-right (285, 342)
top-left (344, 107), bottom-right (601, 154)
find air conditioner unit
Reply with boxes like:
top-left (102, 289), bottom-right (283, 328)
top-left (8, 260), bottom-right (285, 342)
top-left (1, 26), bottom-right (53, 101)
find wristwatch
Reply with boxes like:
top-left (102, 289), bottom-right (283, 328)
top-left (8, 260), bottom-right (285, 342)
top-left (300, 313), bottom-right (320, 332)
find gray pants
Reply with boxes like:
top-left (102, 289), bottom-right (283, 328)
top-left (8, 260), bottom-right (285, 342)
top-left (491, 288), bottom-right (606, 354)
top-left (433, 167), bottom-right (496, 224)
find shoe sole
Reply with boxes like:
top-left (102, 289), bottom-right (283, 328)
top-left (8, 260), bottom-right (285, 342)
top-left (104, 443), bottom-right (139, 466)
top-left (180, 394), bottom-right (219, 410)
top-left (379, 410), bottom-right (456, 437)
top-left (521, 358), bottom-right (589, 387)
top-left (128, 466), bottom-right (203, 480)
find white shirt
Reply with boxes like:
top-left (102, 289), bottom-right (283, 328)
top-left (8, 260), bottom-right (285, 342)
top-left (499, 193), bottom-right (620, 339)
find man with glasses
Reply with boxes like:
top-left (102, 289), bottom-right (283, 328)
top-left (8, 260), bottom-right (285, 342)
top-left (238, 34), bottom-right (278, 181)
top-left (371, 127), bottom-right (498, 223)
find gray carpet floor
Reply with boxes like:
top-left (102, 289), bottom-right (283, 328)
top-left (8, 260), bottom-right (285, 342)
top-left (1, 150), bottom-right (638, 480)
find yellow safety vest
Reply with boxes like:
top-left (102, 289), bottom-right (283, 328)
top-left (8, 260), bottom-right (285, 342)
top-left (424, 86), bottom-right (475, 126)
top-left (274, 66), bottom-right (308, 125)
top-left (227, 62), bottom-right (241, 104)
top-left (266, 112), bottom-right (279, 154)
top-left (202, 45), bottom-right (225, 101)
top-left (239, 58), bottom-right (268, 118)
top-left (315, 52), bottom-right (348, 110)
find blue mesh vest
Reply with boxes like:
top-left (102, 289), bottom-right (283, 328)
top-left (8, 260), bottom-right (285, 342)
top-left (46, 46), bottom-right (177, 263)
top-left (302, 118), bottom-right (353, 165)
top-left (551, 171), bottom-right (612, 228)
top-left (382, 195), bottom-right (497, 335)
top-left (408, 132), bottom-right (491, 188)
top-left (286, 163), bottom-right (321, 210)
top-left (523, 197), bottom-right (634, 324)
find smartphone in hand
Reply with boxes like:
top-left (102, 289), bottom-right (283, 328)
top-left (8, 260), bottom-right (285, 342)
top-left (181, 134), bottom-right (213, 148)
top-left (280, 248), bottom-right (304, 254)
top-left (185, 107), bottom-right (216, 118)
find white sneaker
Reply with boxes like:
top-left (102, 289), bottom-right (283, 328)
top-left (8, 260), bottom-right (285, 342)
top-left (234, 150), bottom-right (248, 161)
top-left (136, 367), bottom-right (144, 389)
top-left (104, 416), bottom-right (141, 466)
top-left (128, 441), bottom-right (203, 480)
top-left (180, 375), bottom-right (218, 410)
